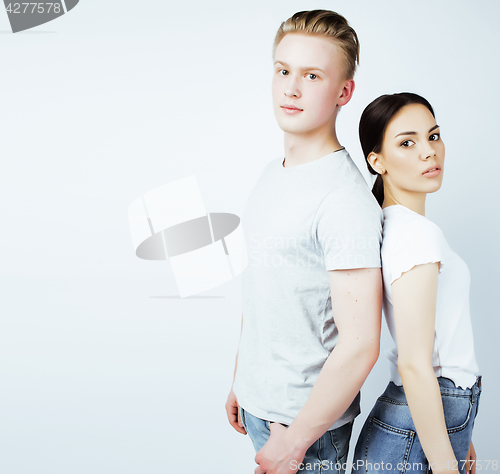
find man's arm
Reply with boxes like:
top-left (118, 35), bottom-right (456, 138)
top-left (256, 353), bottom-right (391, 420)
top-left (225, 314), bottom-right (247, 435)
top-left (255, 267), bottom-right (382, 474)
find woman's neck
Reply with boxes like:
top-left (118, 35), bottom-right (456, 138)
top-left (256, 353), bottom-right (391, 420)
top-left (383, 190), bottom-right (427, 216)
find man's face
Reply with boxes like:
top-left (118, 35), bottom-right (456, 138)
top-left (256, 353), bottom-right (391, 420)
top-left (272, 33), bottom-right (352, 137)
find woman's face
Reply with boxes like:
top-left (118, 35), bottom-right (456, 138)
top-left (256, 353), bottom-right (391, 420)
top-left (377, 103), bottom-right (445, 197)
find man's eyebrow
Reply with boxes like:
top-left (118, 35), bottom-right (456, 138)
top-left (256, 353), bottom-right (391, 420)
top-left (394, 124), bottom-right (440, 138)
top-left (274, 60), bottom-right (325, 73)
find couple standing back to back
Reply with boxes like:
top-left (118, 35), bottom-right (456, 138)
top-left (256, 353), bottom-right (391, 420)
top-left (225, 10), bottom-right (481, 474)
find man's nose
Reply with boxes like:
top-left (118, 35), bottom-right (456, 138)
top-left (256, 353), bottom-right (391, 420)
top-left (284, 75), bottom-right (301, 98)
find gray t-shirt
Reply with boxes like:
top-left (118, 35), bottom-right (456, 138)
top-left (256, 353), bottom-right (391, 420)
top-left (233, 149), bottom-right (383, 429)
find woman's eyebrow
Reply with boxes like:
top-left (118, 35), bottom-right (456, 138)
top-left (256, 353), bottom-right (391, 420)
top-left (394, 130), bottom-right (416, 138)
top-left (394, 124), bottom-right (440, 138)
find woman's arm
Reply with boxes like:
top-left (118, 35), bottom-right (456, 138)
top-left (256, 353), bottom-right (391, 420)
top-left (392, 262), bottom-right (458, 474)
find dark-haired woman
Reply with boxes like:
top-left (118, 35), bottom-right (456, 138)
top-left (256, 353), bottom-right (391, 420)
top-left (352, 93), bottom-right (481, 474)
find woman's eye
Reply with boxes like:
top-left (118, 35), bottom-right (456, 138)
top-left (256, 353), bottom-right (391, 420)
top-left (429, 133), bottom-right (440, 141)
top-left (400, 140), bottom-right (414, 147)
top-left (307, 73), bottom-right (317, 80)
top-left (279, 69), bottom-right (289, 76)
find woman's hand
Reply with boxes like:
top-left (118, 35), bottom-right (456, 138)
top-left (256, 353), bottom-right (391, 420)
top-left (465, 441), bottom-right (476, 474)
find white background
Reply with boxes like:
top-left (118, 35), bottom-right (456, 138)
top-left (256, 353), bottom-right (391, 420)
top-left (1, 0), bottom-right (498, 472)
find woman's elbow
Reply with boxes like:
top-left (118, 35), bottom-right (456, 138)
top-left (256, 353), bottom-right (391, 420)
top-left (397, 358), bottom-right (433, 380)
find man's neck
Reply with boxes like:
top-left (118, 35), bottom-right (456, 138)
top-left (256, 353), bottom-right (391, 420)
top-left (282, 131), bottom-right (343, 168)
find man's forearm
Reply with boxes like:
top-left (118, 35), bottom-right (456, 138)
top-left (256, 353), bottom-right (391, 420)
top-left (284, 338), bottom-right (379, 451)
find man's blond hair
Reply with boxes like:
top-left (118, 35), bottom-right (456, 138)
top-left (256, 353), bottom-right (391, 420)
top-left (273, 10), bottom-right (360, 80)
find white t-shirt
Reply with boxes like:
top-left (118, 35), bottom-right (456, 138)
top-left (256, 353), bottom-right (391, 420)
top-left (233, 149), bottom-right (383, 429)
top-left (381, 205), bottom-right (480, 389)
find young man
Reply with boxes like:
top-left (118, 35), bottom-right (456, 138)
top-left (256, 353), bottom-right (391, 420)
top-left (225, 10), bottom-right (383, 474)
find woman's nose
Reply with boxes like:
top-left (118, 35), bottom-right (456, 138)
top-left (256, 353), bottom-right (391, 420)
top-left (421, 144), bottom-right (437, 160)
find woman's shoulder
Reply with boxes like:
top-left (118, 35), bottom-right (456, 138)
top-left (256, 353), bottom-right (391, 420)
top-left (382, 206), bottom-right (444, 255)
top-left (383, 205), bottom-right (442, 238)
top-left (381, 206), bottom-right (445, 284)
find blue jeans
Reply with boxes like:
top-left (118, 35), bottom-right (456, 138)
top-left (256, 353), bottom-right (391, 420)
top-left (352, 377), bottom-right (482, 474)
top-left (240, 406), bottom-right (353, 473)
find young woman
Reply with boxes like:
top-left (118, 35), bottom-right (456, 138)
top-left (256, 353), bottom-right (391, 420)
top-left (352, 93), bottom-right (481, 474)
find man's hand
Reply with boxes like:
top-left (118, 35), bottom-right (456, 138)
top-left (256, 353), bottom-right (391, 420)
top-left (254, 423), bottom-right (306, 474)
top-left (465, 441), bottom-right (476, 474)
top-left (225, 388), bottom-right (246, 435)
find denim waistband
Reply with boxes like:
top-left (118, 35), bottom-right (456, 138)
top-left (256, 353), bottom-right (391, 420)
top-left (383, 376), bottom-right (482, 405)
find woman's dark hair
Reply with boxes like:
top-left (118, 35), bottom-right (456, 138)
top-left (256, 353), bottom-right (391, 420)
top-left (359, 92), bottom-right (435, 206)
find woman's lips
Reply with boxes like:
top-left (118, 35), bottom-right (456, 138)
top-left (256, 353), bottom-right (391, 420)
top-left (422, 166), bottom-right (441, 177)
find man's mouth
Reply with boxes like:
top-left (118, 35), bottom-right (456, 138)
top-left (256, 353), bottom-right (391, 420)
top-left (281, 104), bottom-right (303, 111)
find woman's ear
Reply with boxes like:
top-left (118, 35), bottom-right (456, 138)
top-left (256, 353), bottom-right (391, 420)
top-left (368, 151), bottom-right (385, 175)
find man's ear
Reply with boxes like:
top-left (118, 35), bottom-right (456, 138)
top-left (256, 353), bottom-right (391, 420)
top-left (337, 79), bottom-right (355, 107)
top-left (367, 151), bottom-right (385, 175)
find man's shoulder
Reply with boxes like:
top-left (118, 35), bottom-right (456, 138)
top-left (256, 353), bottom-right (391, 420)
top-left (314, 150), bottom-right (382, 221)
top-left (319, 182), bottom-right (382, 218)
top-left (318, 150), bottom-right (373, 196)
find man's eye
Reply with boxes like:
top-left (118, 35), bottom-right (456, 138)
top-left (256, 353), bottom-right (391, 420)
top-left (429, 133), bottom-right (440, 141)
top-left (307, 73), bottom-right (317, 80)
top-left (400, 140), bottom-right (414, 147)
top-left (279, 69), bottom-right (289, 76)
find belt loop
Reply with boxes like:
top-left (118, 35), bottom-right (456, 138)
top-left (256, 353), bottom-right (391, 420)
top-left (473, 376), bottom-right (481, 403)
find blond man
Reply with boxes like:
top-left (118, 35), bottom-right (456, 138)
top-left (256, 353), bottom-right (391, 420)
top-left (225, 10), bottom-right (383, 474)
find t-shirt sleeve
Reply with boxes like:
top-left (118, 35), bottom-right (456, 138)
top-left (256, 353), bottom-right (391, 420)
top-left (386, 219), bottom-right (443, 285)
top-left (313, 185), bottom-right (383, 271)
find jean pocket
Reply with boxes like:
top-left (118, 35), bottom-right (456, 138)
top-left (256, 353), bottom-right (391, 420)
top-left (240, 406), bottom-right (248, 433)
top-left (362, 416), bottom-right (415, 473)
top-left (329, 421), bottom-right (353, 464)
top-left (441, 395), bottom-right (472, 433)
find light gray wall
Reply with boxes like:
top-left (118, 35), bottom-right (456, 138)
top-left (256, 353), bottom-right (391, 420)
top-left (1, 0), bottom-right (498, 472)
